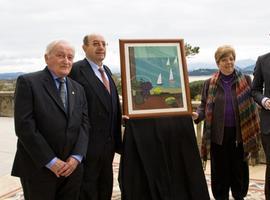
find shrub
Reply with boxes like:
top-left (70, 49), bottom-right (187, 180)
top-left (152, 87), bottom-right (162, 95)
top-left (165, 96), bottom-right (177, 107)
top-left (189, 80), bottom-right (204, 100)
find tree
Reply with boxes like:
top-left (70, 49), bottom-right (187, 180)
top-left (189, 80), bottom-right (204, 100)
top-left (111, 74), bottom-right (122, 95)
top-left (184, 43), bottom-right (201, 100)
top-left (185, 43), bottom-right (200, 57)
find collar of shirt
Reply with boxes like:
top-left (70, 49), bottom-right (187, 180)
top-left (85, 58), bottom-right (109, 82)
top-left (48, 69), bottom-right (67, 89)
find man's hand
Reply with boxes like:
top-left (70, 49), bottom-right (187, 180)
top-left (122, 115), bottom-right (129, 120)
top-left (59, 156), bottom-right (79, 177)
top-left (122, 115), bottom-right (129, 127)
top-left (264, 99), bottom-right (270, 110)
top-left (50, 159), bottom-right (67, 177)
top-left (192, 112), bottom-right (199, 120)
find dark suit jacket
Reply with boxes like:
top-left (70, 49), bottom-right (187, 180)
top-left (11, 68), bottom-right (89, 178)
top-left (69, 59), bottom-right (122, 163)
top-left (252, 52), bottom-right (270, 135)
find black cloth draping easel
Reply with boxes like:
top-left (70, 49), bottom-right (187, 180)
top-left (119, 116), bottom-right (210, 200)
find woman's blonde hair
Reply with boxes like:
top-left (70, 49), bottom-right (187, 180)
top-left (214, 45), bottom-right (236, 64)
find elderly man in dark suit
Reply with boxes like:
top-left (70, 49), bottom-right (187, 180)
top-left (11, 40), bottom-right (89, 200)
top-left (69, 33), bottom-right (122, 200)
top-left (252, 52), bottom-right (270, 200)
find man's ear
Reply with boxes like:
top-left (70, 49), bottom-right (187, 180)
top-left (82, 45), bottom-right (87, 52)
top-left (44, 54), bottom-right (48, 63)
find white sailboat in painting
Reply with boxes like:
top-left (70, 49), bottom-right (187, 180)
top-left (157, 73), bottom-right (163, 85)
top-left (173, 57), bottom-right (177, 64)
top-left (166, 58), bottom-right (170, 66)
top-left (169, 68), bottom-right (175, 83)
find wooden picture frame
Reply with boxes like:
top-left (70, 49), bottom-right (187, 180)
top-left (119, 39), bottom-right (192, 118)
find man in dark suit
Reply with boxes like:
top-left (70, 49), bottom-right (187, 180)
top-left (252, 52), bottom-right (270, 200)
top-left (69, 33), bottom-right (122, 200)
top-left (11, 40), bottom-right (89, 200)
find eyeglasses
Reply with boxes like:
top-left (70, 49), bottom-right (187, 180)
top-left (54, 53), bottom-right (74, 61)
top-left (89, 40), bottom-right (108, 48)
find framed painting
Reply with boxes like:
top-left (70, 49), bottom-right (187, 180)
top-left (119, 39), bottom-right (192, 118)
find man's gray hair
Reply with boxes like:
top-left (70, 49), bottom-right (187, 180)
top-left (45, 40), bottom-right (75, 55)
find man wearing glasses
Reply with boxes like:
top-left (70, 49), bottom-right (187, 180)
top-left (69, 34), bottom-right (122, 200)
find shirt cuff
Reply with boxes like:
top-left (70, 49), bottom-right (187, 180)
top-left (46, 157), bottom-right (57, 169)
top-left (71, 155), bottom-right (82, 163)
top-left (262, 97), bottom-right (270, 109)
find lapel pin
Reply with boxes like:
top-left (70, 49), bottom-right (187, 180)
top-left (72, 91), bottom-right (75, 95)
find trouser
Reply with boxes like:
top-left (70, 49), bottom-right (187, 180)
top-left (210, 127), bottom-right (249, 200)
top-left (80, 141), bottom-right (115, 200)
top-left (261, 133), bottom-right (270, 200)
top-left (21, 164), bottom-right (83, 200)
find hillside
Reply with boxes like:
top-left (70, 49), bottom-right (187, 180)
top-left (187, 59), bottom-right (256, 72)
top-left (188, 68), bottom-right (217, 76)
top-left (188, 64), bottom-right (255, 76)
top-left (0, 62), bottom-right (256, 80)
top-left (0, 72), bottom-right (24, 80)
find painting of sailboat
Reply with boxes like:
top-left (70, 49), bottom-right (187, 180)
top-left (119, 39), bottom-right (191, 118)
top-left (157, 73), bottom-right (163, 85)
top-left (169, 68), bottom-right (175, 83)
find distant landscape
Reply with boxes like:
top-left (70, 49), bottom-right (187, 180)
top-left (188, 65), bottom-right (254, 76)
top-left (0, 59), bottom-right (256, 80)
top-left (187, 58), bottom-right (255, 75)
top-left (0, 72), bottom-right (24, 80)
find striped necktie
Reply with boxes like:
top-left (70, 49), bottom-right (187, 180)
top-left (98, 67), bottom-right (110, 94)
top-left (57, 77), bottom-right (67, 109)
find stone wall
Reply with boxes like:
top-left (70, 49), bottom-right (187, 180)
top-left (0, 91), bottom-right (14, 117)
top-left (0, 93), bottom-right (265, 163)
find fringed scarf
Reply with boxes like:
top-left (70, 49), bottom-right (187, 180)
top-left (201, 70), bottom-right (260, 162)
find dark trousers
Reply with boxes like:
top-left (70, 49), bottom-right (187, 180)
top-left (261, 133), bottom-right (270, 200)
top-left (21, 164), bottom-right (83, 200)
top-left (210, 127), bottom-right (249, 200)
top-left (80, 141), bottom-right (115, 200)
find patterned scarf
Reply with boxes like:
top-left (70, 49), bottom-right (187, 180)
top-left (201, 70), bottom-right (260, 162)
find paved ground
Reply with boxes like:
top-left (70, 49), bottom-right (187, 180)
top-left (0, 117), bottom-right (266, 199)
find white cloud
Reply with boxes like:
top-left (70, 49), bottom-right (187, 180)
top-left (0, 0), bottom-right (270, 73)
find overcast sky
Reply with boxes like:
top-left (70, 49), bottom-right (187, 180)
top-left (0, 0), bottom-right (269, 73)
